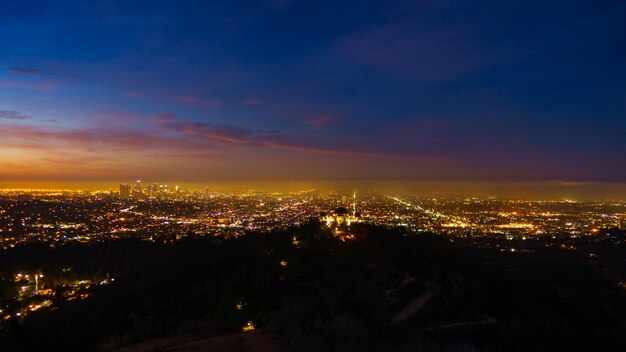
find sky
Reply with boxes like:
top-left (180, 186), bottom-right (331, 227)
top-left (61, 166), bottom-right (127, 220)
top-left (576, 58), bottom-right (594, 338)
top-left (0, 0), bottom-right (625, 183)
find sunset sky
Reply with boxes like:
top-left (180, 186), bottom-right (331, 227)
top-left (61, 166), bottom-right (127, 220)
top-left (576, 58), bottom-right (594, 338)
top-left (1, 1), bottom-right (625, 183)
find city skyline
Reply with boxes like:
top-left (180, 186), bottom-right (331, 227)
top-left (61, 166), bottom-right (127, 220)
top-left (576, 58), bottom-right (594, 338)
top-left (5, 179), bottom-right (626, 201)
top-left (1, 1), bottom-right (625, 183)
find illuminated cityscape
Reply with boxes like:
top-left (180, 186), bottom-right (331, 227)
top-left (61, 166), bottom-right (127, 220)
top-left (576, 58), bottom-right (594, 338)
top-left (1, 185), bottom-right (625, 335)
top-left (1, 185), bottom-right (625, 249)
top-left (2, 0), bottom-right (626, 351)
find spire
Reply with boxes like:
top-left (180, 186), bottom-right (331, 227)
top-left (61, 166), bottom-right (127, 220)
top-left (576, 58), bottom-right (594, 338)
top-left (353, 190), bottom-right (356, 217)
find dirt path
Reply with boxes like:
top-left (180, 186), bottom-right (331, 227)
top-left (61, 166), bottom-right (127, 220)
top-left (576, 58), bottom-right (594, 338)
top-left (114, 330), bottom-right (279, 352)
top-left (424, 315), bottom-right (497, 332)
top-left (391, 290), bottom-right (434, 324)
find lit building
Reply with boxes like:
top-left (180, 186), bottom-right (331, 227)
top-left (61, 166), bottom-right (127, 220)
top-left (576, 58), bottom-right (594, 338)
top-left (119, 184), bottom-right (131, 198)
top-left (133, 180), bottom-right (143, 195)
top-left (322, 191), bottom-right (361, 232)
top-left (148, 183), bottom-right (159, 196)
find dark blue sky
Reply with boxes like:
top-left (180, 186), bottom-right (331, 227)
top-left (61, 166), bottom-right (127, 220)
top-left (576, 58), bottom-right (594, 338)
top-left (0, 0), bottom-right (625, 182)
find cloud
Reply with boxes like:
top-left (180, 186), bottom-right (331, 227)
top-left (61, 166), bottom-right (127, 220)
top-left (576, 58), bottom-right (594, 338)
top-left (305, 114), bottom-right (335, 131)
top-left (8, 67), bottom-right (42, 75)
top-left (162, 121), bottom-right (256, 144)
top-left (178, 95), bottom-right (223, 107)
top-left (83, 110), bottom-right (144, 123)
top-left (157, 117), bottom-right (445, 161)
top-left (0, 111), bottom-right (452, 179)
top-left (0, 116), bottom-right (453, 180)
top-left (0, 110), bottom-right (57, 124)
top-left (151, 113), bottom-right (178, 123)
top-left (0, 122), bottom-right (217, 158)
top-left (0, 110), bottom-right (31, 120)
top-left (547, 180), bottom-right (602, 187)
top-left (1, 79), bottom-right (58, 90)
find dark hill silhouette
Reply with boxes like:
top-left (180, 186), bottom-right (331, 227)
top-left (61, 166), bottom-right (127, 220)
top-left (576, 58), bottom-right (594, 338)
top-left (0, 222), bottom-right (625, 352)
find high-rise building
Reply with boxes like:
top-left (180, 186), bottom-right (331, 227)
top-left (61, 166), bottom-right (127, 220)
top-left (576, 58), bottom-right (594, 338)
top-left (133, 180), bottom-right (143, 195)
top-left (143, 183), bottom-right (158, 197)
top-left (151, 183), bottom-right (159, 196)
top-left (119, 184), bottom-right (131, 198)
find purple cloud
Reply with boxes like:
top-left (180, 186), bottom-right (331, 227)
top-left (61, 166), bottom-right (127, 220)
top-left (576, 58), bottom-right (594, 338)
top-left (8, 67), bottom-right (42, 75)
top-left (155, 116), bottom-right (445, 161)
top-left (151, 113), bottom-right (178, 123)
top-left (160, 120), bottom-right (256, 144)
top-left (178, 95), bottom-right (223, 107)
top-left (0, 121), bottom-right (217, 157)
top-left (1, 79), bottom-right (58, 90)
top-left (305, 114), bottom-right (336, 131)
top-left (0, 110), bottom-right (31, 120)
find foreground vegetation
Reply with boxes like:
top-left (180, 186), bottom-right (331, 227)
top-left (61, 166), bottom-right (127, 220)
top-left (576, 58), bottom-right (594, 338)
top-left (1, 221), bottom-right (625, 351)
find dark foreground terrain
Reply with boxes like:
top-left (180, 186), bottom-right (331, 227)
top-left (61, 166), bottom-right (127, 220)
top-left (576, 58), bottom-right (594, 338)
top-left (1, 222), bottom-right (625, 351)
